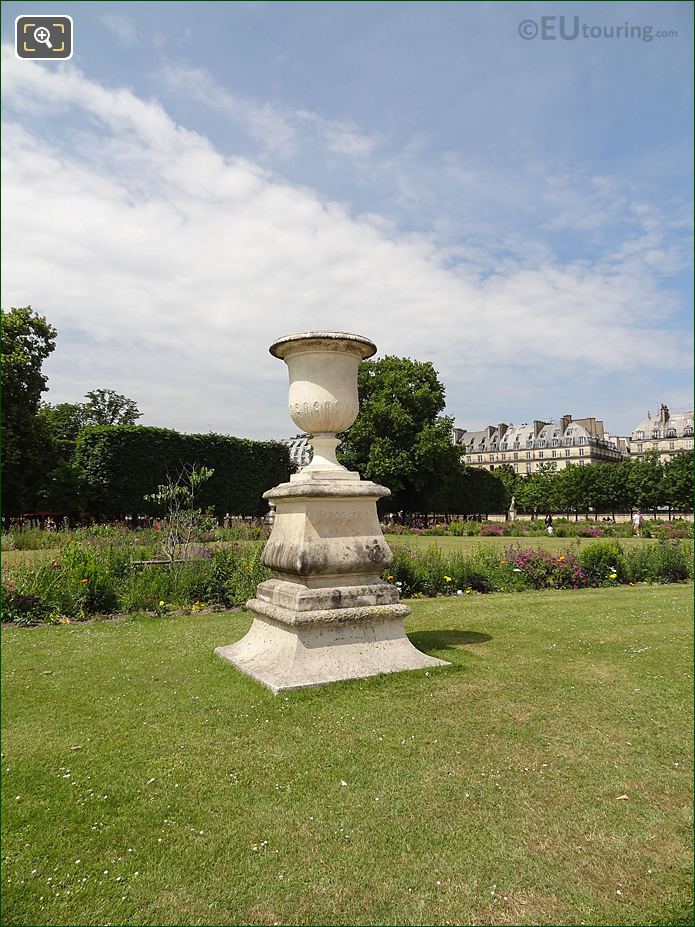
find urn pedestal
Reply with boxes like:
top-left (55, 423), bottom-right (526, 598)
top-left (214, 332), bottom-right (449, 693)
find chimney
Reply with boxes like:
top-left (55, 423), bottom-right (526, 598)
top-left (660, 404), bottom-right (670, 424)
top-left (560, 414), bottom-right (572, 434)
top-left (497, 423), bottom-right (508, 441)
top-left (453, 428), bottom-right (467, 445)
top-left (576, 417), bottom-right (597, 437)
top-left (533, 420), bottom-right (548, 438)
top-left (485, 425), bottom-right (496, 440)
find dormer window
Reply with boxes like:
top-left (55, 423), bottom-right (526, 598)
top-left (684, 426), bottom-right (693, 437)
top-left (635, 431), bottom-right (644, 440)
top-left (652, 430), bottom-right (660, 439)
top-left (666, 429), bottom-right (676, 438)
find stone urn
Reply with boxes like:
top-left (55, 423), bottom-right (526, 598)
top-left (214, 332), bottom-right (448, 693)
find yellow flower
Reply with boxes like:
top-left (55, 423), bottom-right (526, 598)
top-left (558, 556), bottom-right (566, 562)
top-left (159, 600), bottom-right (165, 607)
top-left (444, 576), bottom-right (452, 582)
top-left (387, 575), bottom-right (394, 581)
top-left (609, 572), bottom-right (617, 580)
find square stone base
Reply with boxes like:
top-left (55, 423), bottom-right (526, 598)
top-left (214, 601), bottom-right (449, 694)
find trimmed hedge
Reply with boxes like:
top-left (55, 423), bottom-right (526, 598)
top-left (74, 426), bottom-right (291, 518)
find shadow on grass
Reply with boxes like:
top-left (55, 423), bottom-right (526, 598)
top-left (409, 629), bottom-right (492, 654)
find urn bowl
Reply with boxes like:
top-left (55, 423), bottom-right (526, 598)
top-left (270, 332), bottom-right (376, 435)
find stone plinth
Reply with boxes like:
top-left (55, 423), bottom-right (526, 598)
top-left (214, 332), bottom-right (449, 693)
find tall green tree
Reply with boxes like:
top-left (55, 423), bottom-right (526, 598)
top-left (82, 389), bottom-right (142, 426)
top-left (338, 356), bottom-right (459, 513)
top-left (494, 464), bottom-right (518, 513)
top-left (1, 306), bottom-right (57, 515)
top-left (516, 462), bottom-right (557, 515)
top-left (662, 451), bottom-right (694, 514)
top-left (38, 402), bottom-right (86, 461)
top-left (627, 450), bottom-right (665, 515)
top-left (582, 462), bottom-right (631, 517)
top-left (554, 464), bottom-right (592, 519)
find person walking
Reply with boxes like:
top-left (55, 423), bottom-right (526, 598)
top-left (545, 513), bottom-right (554, 535)
top-left (632, 510), bottom-right (643, 537)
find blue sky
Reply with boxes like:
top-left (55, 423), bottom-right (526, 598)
top-left (1, 1), bottom-right (692, 438)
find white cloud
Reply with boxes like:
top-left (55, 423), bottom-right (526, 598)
top-left (99, 12), bottom-right (139, 47)
top-left (161, 63), bottom-right (378, 162)
top-left (1, 47), bottom-right (691, 439)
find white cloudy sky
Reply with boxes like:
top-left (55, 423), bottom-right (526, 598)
top-left (1, 1), bottom-right (692, 438)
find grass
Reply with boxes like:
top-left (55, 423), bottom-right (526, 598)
top-left (0, 536), bottom-right (660, 574)
top-left (388, 534), bottom-right (660, 553)
top-left (2, 585), bottom-right (693, 926)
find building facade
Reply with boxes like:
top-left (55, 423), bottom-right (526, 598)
top-left (626, 405), bottom-right (693, 461)
top-left (454, 415), bottom-right (625, 475)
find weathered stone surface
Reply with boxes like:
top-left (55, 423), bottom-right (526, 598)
top-left (214, 610), bottom-right (447, 695)
top-left (256, 578), bottom-right (399, 611)
top-left (214, 331), bottom-right (450, 693)
top-left (261, 489), bottom-right (392, 578)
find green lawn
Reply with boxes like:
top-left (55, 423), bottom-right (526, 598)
top-left (0, 535), bottom-right (660, 573)
top-left (2, 585), bottom-right (693, 926)
top-left (387, 535), bottom-right (658, 554)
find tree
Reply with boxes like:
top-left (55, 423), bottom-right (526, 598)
top-left (494, 464), bottom-right (518, 514)
top-left (82, 389), bottom-right (141, 426)
top-left (145, 465), bottom-right (215, 561)
top-left (662, 451), bottom-right (694, 515)
top-left (1, 306), bottom-right (57, 515)
top-left (554, 464), bottom-right (592, 519)
top-left (338, 356), bottom-right (459, 513)
top-left (627, 450), bottom-right (664, 516)
top-left (516, 462), bottom-right (557, 516)
top-left (38, 402), bottom-right (86, 462)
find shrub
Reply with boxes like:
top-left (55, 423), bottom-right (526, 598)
top-left (221, 544), bottom-right (270, 606)
top-left (385, 546), bottom-right (420, 597)
top-left (503, 546), bottom-right (588, 590)
top-left (579, 541), bottom-right (627, 587)
top-left (201, 544), bottom-right (270, 607)
top-left (624, 540), bottom-right (692, 584)
top-left (411, 546), bottom-right (451, 597)
top-left (479, 524), bottom-right (504, 537)
top-left (624, 545), bottom-right (659, 583)
top-left (645, 521), bottom-right (693, 541)
top-left (447, 522), bottom-right (468, 537)
top-left (1, 528), bottom-right (65, 551)
top-left (652, 541), bottom-right (692, 583)
top-left (117, 561), bottom-right (209, 613)
top-left (576, 527), bottom-right (605, 538)
top-left (1, 584), bottom-right (49, 626)
top-left (211, 524), bottom-right (269, 542)
top-left (423, 525), bottom-right (449, 537)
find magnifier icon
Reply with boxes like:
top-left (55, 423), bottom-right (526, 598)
top-left (33, 26), bottom-right (53, 49)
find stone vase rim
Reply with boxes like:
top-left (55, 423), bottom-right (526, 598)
top-left (269, 331), bottom-right (377, 360)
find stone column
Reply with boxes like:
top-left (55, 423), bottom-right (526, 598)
top-left (214, 331), bottom-right (448, 693)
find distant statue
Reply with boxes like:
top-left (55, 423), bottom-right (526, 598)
top-left (508, 495), bottom-right (517, 521)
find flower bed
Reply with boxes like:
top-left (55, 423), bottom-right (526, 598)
top-left (382, 540), bottom-right (692, 597)
top-left (2, 538), bottom-right (692, 625)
